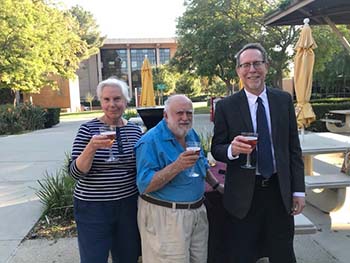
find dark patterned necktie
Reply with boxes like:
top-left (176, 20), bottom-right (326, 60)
top-left (256, 97), bottom-right (274, 178)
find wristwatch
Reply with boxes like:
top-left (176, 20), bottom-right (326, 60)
top-left (212, 182), bottom-right (220, 190)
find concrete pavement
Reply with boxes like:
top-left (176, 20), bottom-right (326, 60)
top-left (1, 114), bottom-right (350, 262)
top-left (0, 118), bottom-right (86, 263)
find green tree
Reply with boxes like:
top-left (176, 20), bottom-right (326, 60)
top-left (0, 0), bottom-right (103, 102)
top-left (312, 26), bottom-right (350, 97)
top-left (175, 73), bottom-right (201, 96)
top-left (0, 0), bottom-right (86, 93)
top-left (68, 5), bottom-right (105, 59)
top-left (312, 25), bottom-right (347, 74)
top-left (172, 0), bottom-right (298, 90)
top-left (201, 76), bottom-right (227, 96)
top-left (152, 65), bottom-right (180, 94)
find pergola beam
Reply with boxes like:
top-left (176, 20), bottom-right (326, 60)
top-left (323, 16), bottom-right (350, 54)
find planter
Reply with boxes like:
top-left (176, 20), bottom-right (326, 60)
top-left (136, 106), bottom-right (164, 130)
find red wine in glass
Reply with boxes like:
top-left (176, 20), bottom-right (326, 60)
top-left (99, 125), bottom-right (118, 162)
top-left (241, 132), bottom-right (258, 169)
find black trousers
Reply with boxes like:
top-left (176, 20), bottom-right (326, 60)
top-left (227, 177), bottom-right (296, 263)
top-left (205, 191), bottom-right (232, 263)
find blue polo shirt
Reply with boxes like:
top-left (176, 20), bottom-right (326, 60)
top-left (135, 119), bottom-right (209, 202)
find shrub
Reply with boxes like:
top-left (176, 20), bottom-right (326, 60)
top-left (44, 108), bottom-right (61, 128)
top-left (0, 103), bottom-right (46, 135)
top-left (123, 108), bottom-right (138, 120)
top-left (199, 131), bottom-right (213, 157)
top-left (36, 153), bottom-right (75, 219)
top-left (18, 103), bottom-right (46, 131)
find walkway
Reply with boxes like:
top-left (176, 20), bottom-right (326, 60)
top-left (1, 115), bottom-right (350, 262)
top-left (0, 118), bottom-right (86, 263)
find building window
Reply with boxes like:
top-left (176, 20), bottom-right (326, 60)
top-left (159, 48), bottom-right (170, 64)
top-left (130, 49), bottom-right (156, 88)
top-left (100, 49), bottom-right (129, 82)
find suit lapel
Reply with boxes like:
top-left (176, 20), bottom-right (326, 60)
top-left (238, 90), bottom-right (254, 132)
top-left (266, 87), bottom-right (278, 145)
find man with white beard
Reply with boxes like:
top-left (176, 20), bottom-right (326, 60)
top-left (135, 94), bottom-right (223, 263)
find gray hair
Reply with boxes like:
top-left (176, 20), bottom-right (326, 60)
top-left (164, 94), bottom-right (193, 112)
top-left (235, 43), bottom-right (269, 68)
top-left (96, 78), bottom-right (131, 102)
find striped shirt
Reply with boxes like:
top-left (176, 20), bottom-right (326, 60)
top-left (69, 118), bottom-right (142, 201)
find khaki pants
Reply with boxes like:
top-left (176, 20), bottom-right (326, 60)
top-left (138, 197), bottom-right (208, 263)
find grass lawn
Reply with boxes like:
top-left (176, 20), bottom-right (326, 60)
top-left (60, 102), bottom-right (210, 120)
top-left (60, 110), bottom-right (104, 120)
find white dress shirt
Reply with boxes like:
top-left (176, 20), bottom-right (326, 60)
top-left (227, 87), bottom-right (304, 197)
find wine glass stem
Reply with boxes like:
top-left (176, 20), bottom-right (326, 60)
top-left (246, 154), bottom-right (251, 167)
top-left (109, 148), bottom-right (113, 159)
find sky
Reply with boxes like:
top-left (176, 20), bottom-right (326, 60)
top-left (55, 0), bottom-right (186, 38)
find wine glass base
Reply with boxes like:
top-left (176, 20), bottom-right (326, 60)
top-left (106, 157), bottom-right (119, 162)
top-left (240, 165), bottom-right (256, 169)
top-left (188, 173), bottom-right (200, 177)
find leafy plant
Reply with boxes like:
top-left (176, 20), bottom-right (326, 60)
top-left (36, 153), bottom-right (75, 219)
top-left (199, 131), bottom-right (213, 157)
top-left (123, 108), bottom-right (138, 120)
top-left (84, 92), bottom-right (95, 110)
top-left (0, 103), bottom-right (46, 135)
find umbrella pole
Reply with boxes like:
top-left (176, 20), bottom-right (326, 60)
top-left (300, 125), bottom-right (305, 142)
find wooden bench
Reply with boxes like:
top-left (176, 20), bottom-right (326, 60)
top-left (305, 173), bottom-right (350, 230)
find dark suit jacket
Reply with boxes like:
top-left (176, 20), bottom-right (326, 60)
top-left (211, 87), bottom-right (304, 219)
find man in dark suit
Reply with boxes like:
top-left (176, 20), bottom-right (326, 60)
top-left (211, 43), bottom-right (305, 263)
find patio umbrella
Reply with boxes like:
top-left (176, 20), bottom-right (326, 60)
top-left (294, 18), bottom-right (317, 129)
top-left (140, 56), bottom-right (156, 107)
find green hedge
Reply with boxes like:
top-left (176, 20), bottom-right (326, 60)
top-left (44, 108), bottom-right (61, 128)
top-left (0, 103), bottom-right (46, 135)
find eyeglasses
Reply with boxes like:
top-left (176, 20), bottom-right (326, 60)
top-left (238, 61), bottom-right (265, 70)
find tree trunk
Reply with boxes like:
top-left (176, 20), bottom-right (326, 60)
top-left (224, 79), bottom-right (233, 95)
top-left (14, 90), bottom-right (21, 106)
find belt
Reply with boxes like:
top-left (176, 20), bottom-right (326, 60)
top-left (140, 194), bottom-right (204, 209)
top-left (255, 174), bottom-right (277, 188)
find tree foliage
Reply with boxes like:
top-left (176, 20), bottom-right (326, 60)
top-left (312, 25), bottom-right (350, 96)
top-left (68, 5), bottom-right (105, 59)
top-left (175, 73), bottom-right (201, 96)
top-left (172, 0), bottom-right (298, 90)
top-left (0, 0), bottom-right (103, 95)
top-left (152, 65), bottom-right (180, 94)
top-left (200, 76), bottom-right (227, 96)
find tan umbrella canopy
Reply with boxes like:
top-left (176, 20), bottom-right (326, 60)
top-left (294, 18), bottom-right (317, 129)
top-left (140, 56), bottom-right (156, 107)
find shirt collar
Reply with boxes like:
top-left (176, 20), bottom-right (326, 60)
top-left (244, 87), bottom-right (268, 105)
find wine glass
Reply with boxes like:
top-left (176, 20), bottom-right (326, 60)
top-left (99, 125), bottom-right (118, 162)
top-left (240, 132), bottom-right (258, 169)
top-left (186, 141), bottom-right (201, 177)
